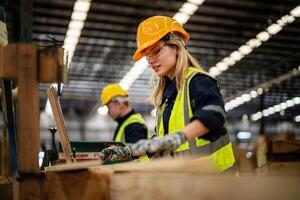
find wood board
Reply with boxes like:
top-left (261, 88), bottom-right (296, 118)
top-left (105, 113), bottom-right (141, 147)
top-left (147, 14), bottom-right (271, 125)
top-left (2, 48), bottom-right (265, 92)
top-left (47, 86), bottom-right (73, 163)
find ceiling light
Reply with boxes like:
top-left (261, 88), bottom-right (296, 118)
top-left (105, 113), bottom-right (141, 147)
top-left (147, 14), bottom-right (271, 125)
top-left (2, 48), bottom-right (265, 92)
top-left (224, 104), bottom-right (231, 111)
top-left (267, 24), bottom-right (282, 35)
top-left (247, 39), bottom-right (261, 48)
top-left (223, 57), bottom-right (236, 66)
top-left (235, 96), bottom-right (244, 105)
top-left (66, 29), bottom-right (82, 38)
top-left (188, 0), bottom-right (205, 5)
top-left (74, 0), bottom-right (91, 12)
top-left (263, 110), bottom-right (270, 117)
top-left (256, 112), bottom-right (262, 118)
top-left (180, 3), bottom-right (199, 15)
top-left (71, 11), bottom-right (88, 21)
top-left (241, 94), bottom-right (251, 102)
top-left (173, 12), bottom-right (191, 25)
top-left (237, 131), bottom-right (252, 140)
top-left (293, 97), bottom-right (300, 104)
top-left (63, 43), bottom-right (76, 52)
top-left (119, 58), bottom-right (148, 90)
top-left (295, 115), bottom-right (300, 122)
top-left (256, 31), bottom-right (270, 41)
top-left (286, 100), bottom-right (295, 107)
top-left (267, 107), bottom-right (275, 114)
top-left (64, 36), bottom-right (79, 45)
top-left (69, 20), bottom-right (84, 30)
top-left (230, 51), bottom-right (243, 61)
top-left (290, 5), bottom-right (300, 17)
top-left (229, 99), bottom-right (236, 107)
top-left (251, 97), bottom-right (300, 121)
top-left (280, 102), bottom-right (287, 110)
top-left (238, 45), bottom-right (253, 55)
top-left (216, 62), bottom-right (229, 71)
top-left (250, 91), bottom-right (258, 98)
top-left (257, 88), bottom-right (263, 95)
top-left (274, 105), bottom-right (281, 112)
top-left (208, 67), bottom-right (221, 77)
top-left (97, 106), bottom-right (108, 115)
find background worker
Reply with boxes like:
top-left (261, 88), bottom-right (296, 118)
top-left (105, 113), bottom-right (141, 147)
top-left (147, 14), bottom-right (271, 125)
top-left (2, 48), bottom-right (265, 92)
top-left (101, 83), bottom-right (150, 144)
top-left (100, 16), bottom-right (236, 173)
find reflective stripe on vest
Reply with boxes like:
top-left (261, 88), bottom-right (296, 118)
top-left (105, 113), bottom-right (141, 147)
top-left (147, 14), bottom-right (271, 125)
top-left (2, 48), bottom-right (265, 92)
top-left (156, 67), bottom-right (236, 172)
top-left (115, 113), bottom-right (150, 143)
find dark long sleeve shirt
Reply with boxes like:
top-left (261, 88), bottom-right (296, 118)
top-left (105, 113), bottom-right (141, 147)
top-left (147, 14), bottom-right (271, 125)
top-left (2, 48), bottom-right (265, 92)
top-left (113, 110), bottom-right (148, 143)
top-left (161, 74), bottom-right (227, 142)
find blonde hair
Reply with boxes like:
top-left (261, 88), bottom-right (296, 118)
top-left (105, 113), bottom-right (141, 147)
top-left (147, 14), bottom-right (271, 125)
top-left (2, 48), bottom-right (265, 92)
top-left (149, 39), bottom-right (205, 106)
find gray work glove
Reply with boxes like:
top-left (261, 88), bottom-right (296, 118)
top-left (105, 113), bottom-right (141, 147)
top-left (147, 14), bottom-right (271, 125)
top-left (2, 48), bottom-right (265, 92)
top-left (130, 131), bottom-right (187, 156)
top-left (99, 131), bottom-right (187, 160)
top-left (99, 145), bottom-right (132, 161)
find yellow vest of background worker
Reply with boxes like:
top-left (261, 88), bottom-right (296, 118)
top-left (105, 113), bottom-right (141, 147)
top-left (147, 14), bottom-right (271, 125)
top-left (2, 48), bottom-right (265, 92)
top-left (156, 67), bottom-right (236, 172)
top-left (115, 113), bottom-right (151, 161)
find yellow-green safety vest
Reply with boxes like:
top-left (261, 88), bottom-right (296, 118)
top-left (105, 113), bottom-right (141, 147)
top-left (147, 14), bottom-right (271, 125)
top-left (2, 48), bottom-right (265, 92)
top-left (156, 67), bottom-right (236, 172)
top-left (115, 113), bottom-right (150, 161)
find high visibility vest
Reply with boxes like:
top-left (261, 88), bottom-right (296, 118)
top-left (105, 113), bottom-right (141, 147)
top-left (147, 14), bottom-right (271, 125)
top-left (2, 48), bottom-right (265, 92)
top-left (156, 67), bottom-right (236, 172)
top-left (115, 113), bottom-right (150, 161)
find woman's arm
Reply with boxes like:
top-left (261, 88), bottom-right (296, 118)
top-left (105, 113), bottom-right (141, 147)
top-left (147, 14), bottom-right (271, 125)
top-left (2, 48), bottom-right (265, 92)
top-left (182, 119), bottom-right (209, 140)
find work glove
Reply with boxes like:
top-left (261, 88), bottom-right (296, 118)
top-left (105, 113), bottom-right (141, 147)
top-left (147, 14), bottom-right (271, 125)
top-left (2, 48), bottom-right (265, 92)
top-left (98, 145), bottom-right (132, 161)
top-left (99, 131), bottom-right (187, 160)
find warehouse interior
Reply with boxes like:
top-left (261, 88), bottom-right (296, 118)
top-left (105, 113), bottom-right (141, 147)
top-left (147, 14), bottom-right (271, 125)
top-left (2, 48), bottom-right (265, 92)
top-left (1, 0), bottom-right (300, 199)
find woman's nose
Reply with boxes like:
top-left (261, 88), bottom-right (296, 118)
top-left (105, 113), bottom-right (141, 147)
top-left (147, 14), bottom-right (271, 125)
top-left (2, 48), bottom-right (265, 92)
top-left (147, 57), bottom-right (156, 65)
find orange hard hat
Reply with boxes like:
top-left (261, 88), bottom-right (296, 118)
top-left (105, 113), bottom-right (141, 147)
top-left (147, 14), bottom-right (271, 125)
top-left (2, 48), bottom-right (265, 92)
top-left (133, 16), bottom-right (190, 61)
top-left (101, 83), bottom-right (128, 106)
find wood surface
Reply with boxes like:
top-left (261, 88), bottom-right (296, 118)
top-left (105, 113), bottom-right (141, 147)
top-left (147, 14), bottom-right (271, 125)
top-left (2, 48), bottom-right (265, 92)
top-left (0, 44), bottom-right (66, 83)
top-left (269, 140), bottom-right (300, 154)
top-left (44, 160), bottom-right (101, 172)
top-left (100, 158), bottom-right (214, 174)
top-left (17, 44), bottom-right (40, 173)
top-left (110, 173), bottom-right (300, 200)
top-left (47, 86), bottom-right (73, 163)
top-left (16, 44), bottom-right (41, 200)
top-left (43, 169), bottom-right (111, 200)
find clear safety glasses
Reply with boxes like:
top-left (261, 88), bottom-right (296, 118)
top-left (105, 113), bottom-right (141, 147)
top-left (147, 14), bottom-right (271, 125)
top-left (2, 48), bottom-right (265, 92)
top-left (144, 42), bottom-right (167, 61)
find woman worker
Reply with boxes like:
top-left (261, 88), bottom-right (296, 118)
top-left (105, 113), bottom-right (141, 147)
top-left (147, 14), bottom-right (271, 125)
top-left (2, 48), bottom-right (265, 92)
top-left (100, 16), bottom-right (236, 173)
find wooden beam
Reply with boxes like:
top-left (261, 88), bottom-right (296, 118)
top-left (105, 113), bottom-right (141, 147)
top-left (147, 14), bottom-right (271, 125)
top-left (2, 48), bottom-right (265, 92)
top-left (47, 86), bottom-right (73, 164)
top-left (16, 43), bottom-right (40, 200)
top-left (0, 44), bottom-right (66, 83)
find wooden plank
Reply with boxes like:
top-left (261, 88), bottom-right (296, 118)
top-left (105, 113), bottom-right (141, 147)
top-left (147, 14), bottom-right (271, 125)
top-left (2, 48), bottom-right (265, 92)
top-left (269, 140), bottom-right (300, 154)
top-left (110, 174), bottom-right (300, 200)
top-left (17, 43), bottom-right (40, 200)
top-left (47, 86), bottom-right (73, 163)
top-left (268, 140), bottom-right (300, 162)
top-left (44, 160), bottom-right (101, 172)
top-left (0, 45), bottom-right (18, 80)
top-left (13, 179), bottom-right (41, 200)
top-left (100, 158), bottom-right (214, 174)
top-left (0, 44), bottom-right (67, 83)
top-left (38, 47), bottom-right (67, 83)
top-left (43, 169), bottom-right (111, 200)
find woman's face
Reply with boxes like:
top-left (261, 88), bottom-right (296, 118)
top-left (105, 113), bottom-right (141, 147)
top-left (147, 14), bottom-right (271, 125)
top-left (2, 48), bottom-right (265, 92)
top-left (145, 41), bottom-right (178, 78)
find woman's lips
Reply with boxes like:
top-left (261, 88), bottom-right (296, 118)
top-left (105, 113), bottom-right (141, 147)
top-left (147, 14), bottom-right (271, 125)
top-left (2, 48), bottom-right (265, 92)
top-left (152, 65), bottom-right (161, 72)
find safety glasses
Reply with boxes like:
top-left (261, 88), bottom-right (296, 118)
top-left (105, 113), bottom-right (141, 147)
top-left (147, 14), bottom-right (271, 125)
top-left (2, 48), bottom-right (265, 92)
top-left (144, 41), bottom-right (167, 61)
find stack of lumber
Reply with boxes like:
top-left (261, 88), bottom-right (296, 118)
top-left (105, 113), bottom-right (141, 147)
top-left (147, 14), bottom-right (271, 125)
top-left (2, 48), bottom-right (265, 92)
top-left (255, 138), bottom-right (300, 176)
top-left (39, 157), bottom-right (300, 200)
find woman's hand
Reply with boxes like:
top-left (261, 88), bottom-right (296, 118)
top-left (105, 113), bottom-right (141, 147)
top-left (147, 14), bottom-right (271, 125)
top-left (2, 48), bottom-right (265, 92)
top-left (99, 131), bottom-right (187, 160)
top-left (99, 145), bottom-right (132, 160)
